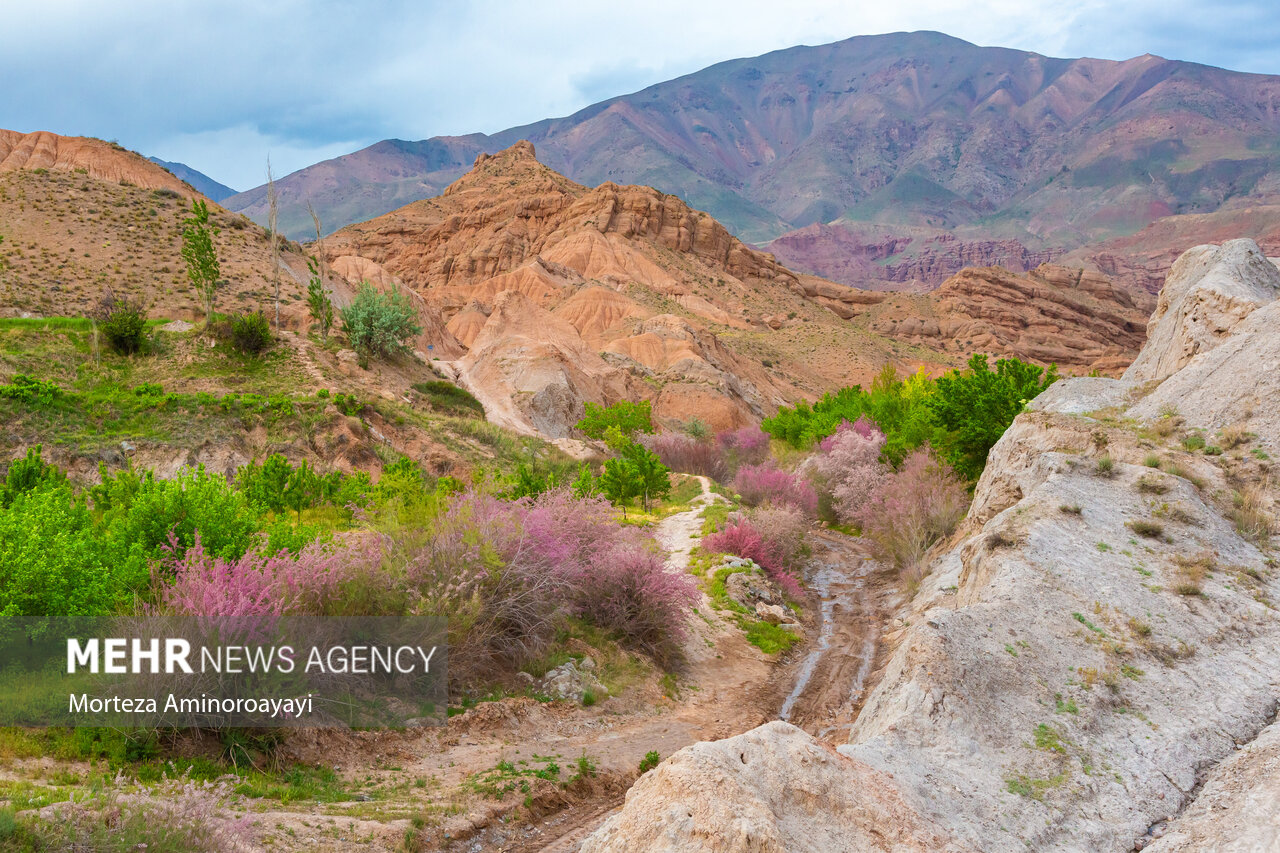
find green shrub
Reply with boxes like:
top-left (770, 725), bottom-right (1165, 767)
top-left (333, 392), bottom-right (365, 416)
top-left (638, 751), bottom-right (661, 773)
top-left (1, 446), bottom-right (65, 508)
top-left (0, 481), bottom-right (126, 639)
top-left (576, 400), bottom-right (654, 443)
top-left (230, 311), bottom-right (271, 355)
top-left (93, 291), bottom-right (148, 355)
top-left (340, 281), bottom-right (422, 362)
top-left (0, 374), bottom-right (63, 405)
top-left (100, 467), bottom-right (262, 568)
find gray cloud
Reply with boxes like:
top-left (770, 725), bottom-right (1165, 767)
top-left (1, 0), bottom-right (1276, 190)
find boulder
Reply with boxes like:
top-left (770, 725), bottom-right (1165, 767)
top-left (580, 721), bottom-right (961, 853)
top-left (537, 659), bottom-right (607, 703)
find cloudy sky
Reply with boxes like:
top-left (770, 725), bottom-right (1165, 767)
top-left (3, 0), bottom-right (1277, 191)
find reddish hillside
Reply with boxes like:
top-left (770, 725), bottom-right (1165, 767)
top-left (1, 129), bottom-right (197, 197)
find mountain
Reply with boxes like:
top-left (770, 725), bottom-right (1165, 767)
top-left (227, 31), bottom-right (1280, 294)
top-left (317, 141), bottom-right (1151, 440)
top-left (147, 156), bottom-right (237, 201)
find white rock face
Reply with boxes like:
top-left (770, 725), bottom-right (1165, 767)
top-left (580, 721), bottom-right (962, 853)
top-left (582, 239), bottom-right (1280, 853)
top-left (1144, 718), bottom-right (1280, 852)
top-left (840, 416), bottom-right (1277, 850)
top-left (1127, 298), bottom-right (1280, 453)
top-left (1123, 238), bottom-right (1280, 382)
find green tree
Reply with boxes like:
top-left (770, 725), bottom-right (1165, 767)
top-left (238, 454), bottom-right (292, 512)
top-left (599, 457), bottom-right (642, 518)
top-left (181, 199), bottom-right (221, 324)
top-left (283, 459), bottom-right (319, 523)
top-left (571, 464), bottom-right (598, 499)
top-left (576, 400), bottom-right (654, 443)
top-left (622, 442), bottom-right (671, 512)
top-left (929, 354), bottom-right (1058, 479)
top-left (306, 256), bottom-right (334, 341)
top-left (340, 281), bottom-right (423, 364)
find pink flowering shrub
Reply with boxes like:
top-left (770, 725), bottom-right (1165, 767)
top-left (703, 514), bottom-right (804, 598)
top-left (385, 488), bottom-right (697, 680)
top-left (853, 446), bottom-right (968, 577)
top-left (716, 424), bottom-right (771, 471)
top-left (160, 533), bottom-right (372, 643)
top-left (560, 539), bottom-right (697, 664)
top-left (731, 462), bottom-right (818, 516)
top-left (646, 432), bottom-right (727, 480)
top-left (812, 417), bottom-right (889, 523)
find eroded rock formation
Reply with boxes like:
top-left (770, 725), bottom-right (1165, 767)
top-left (876, 263), bottom-right (1154, 374)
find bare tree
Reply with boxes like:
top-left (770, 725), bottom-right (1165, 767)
top-left (305, 201), bottom-right (335, 342)
top-left (266, 158), bottom-right (281, 329)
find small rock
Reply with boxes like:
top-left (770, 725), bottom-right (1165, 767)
top-left (755, 603), bottom-right (791, 625)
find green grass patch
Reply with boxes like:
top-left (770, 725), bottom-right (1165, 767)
top-left (412, 380), bottom-right (484, 418)
top-left (699, 502), bottom-right (731, 535)
top-left (1005, 772), bottom-right (1068, 800)
top-left (705, 565), bottom-right (798, 654)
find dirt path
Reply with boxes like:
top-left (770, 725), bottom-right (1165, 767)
top-left (418, 477), bottom-right (778, 851)
top-left (655, 475), bottom-right (721, 571)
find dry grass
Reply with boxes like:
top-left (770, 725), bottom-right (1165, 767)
top-left (1127, 519), bottom-right (1165, 539)
top-left (1220, 424), bottom-right (1252, 450)
top-left (1152, 502), bottom-right (1198, 525)
top-left (1231, 487), bottom-right (1274, 546)
top-left (1172, 550), bottom-right (1214, 595)
top-left (1136, 474), bottom-right (1170, 494)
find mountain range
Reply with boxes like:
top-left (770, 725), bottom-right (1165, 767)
top-left (223, 31), bottom-right (1280, 292)
top-left (147, 156), bottom-right (238, 201)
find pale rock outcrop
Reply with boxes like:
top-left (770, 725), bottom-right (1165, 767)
top-left (1143, 718), bottom-right (1280, 852)
top-left (1127, 297), bottom-right (1280, 453)
top-left (1123, 238), bottom-right (1280, 382)
top-left (580, 721), bottom-right (962, 853)
top-left (837, 245), bottom-right (1280, 848)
